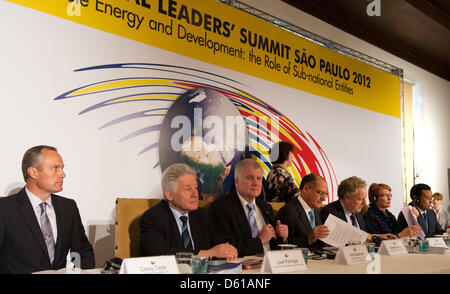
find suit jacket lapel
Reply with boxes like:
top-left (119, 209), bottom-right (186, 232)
top-left (188, 211), bottom-right (204, 249)
top-left (256, 197), bottom-right (274, 227)
top-left (293, 200), bottom-right (312, 231)
top-left (51, 195), bottom-right (63, 265)
top-left (314, 208), bottom-right (323, 226)
top-left (335, 201), bottom-right (348, 223)
top-left (161, 201), bottom-right (185, 249)
top-left (15, 189), bottom-right (51, 263)
top-left (230, 192), bottom-right (253, 238)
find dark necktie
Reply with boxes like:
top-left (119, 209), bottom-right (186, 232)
top-left (180, 216), bottom-right (193, 250)
top-left (39, 202), bottom-right (55, 263)
top-left (350, 213), bottom-right (358, 228)
top-left (423, 212), bottom-right (429, 235)
top-left (247, 203), bottom-right (259, 238)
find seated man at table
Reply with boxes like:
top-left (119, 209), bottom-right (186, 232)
top-left (276, 173), bottom-right (330, 249)
top-left (397, 183), bottom-right (445, 237)
top-left (321, 176), bottom-right (396, 241)
top-left (209, 159), bottom-right (288, 257)
top-left (0, 145), bottom-right (95, 274)
top-left (139, 163), bottom-right (237, 260)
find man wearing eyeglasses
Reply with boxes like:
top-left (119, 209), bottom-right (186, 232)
top-left (397, 183), bottom-right (445, 237)
top-left (276, 173), bottom-right (330, 249)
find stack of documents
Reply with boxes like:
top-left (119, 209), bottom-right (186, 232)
top-left (208, 262), bottom-right (242, 274)
top-left (319, 214), bottom-right (369, 247)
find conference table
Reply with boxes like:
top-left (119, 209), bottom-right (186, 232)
top-left (39, 251), bottom-right (450, 274)
top-left (241, 252), bottom-right (450, 274)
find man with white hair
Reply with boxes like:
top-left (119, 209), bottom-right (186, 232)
top-left (139, 163), bottom-right (237, 260)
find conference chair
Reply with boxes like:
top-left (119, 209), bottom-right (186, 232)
top-left (114, 198), bottom-right (285, 259)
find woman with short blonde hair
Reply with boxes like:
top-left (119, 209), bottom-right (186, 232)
top-left (364, 183), bottom-right (421, 238)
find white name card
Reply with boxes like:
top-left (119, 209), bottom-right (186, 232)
top-left (427, 238), bottom-right (447, 248)
top-left (427, 238), bottom-right (448, 254)
top-left (378, 239), bottom-right (408, 256)
top-left (261, 250), bottom-right (307, 273)
top-left (119, 256), bottom-right (179, 274)
top-left (334, 245), bottom-right (369, 265)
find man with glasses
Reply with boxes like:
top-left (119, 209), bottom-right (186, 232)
top-left (397, 183), bottom-right (445, 237)
top-left (276, 173), bottom-right (330, 249)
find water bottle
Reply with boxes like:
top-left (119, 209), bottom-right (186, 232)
top-left (446, 226), bottom-right (450, 248)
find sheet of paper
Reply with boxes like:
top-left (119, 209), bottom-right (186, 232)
top-left (319, 214), bottom-right (369, 247)
top-left (401, 206), bottom-right (426, 238)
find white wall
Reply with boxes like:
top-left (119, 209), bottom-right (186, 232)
top-left (241, 0), bottom-right (450, 211)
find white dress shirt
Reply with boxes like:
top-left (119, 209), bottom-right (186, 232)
top-left (340, 199), bottom-right (360, 229)
top-left (298, 196), bottom-right (313, 220)
top-left (236, 193), bottom-right (270, 253)
top-left (25, 187), bottom-right (58, 243)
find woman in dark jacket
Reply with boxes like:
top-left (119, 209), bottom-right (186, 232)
top-left (364, 183), bottom-right (421, 238)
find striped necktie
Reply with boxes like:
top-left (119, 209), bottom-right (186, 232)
top-left (247, 203), bottom-right (259, 238)
top-left (39, 202), bottom-right (55, 264)
top-left (180, 216), bottom-right (193, 250)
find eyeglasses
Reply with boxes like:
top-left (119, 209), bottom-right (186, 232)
top-left (378, 193), bottom-right (392, 198)
top-left (314, 190), bottom-right (329, 198)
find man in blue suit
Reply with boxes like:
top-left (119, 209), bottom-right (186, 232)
top-left (398, 183), bottom-right (445, 237)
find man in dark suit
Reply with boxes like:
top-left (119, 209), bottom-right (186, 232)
top-left (398, 183), bottom-right (445, 237)
top-left (276, 173), bottom-right (330, 249)
top-left (139, 163), bottom-right (237, 260)
top-left (209, 159), bottom-right (288, 257)
top-left (0, 145), bottom-right (94, 274)
top-left (321, 176), bottom-right (396, 241)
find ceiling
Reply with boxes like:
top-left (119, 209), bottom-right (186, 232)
top-left (282, 0), bottom-right (450, 81)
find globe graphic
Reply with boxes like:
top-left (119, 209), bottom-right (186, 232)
top-left (159, 88), bottom-right (248, 200)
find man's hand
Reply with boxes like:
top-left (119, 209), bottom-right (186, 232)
top-left (275, 220), bottom-right (289, 242)
top-left (308, 225), bottom-right (329, 244)
top-left (259, 224), bottom-right (277, 244)
top-left (199, 242), bottom-right (238, 261)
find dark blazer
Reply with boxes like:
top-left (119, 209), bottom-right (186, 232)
top-left (364, 206), bottom-right (402, 235)
top-left (276, 198), bottom-right (324, 248)
top-left (0, 188), bottom-right (95, 274)
top-left (398, 203), bottom-right (445, 237)
top-left (139, 200), bottom-right (213, 256)
top-left (320, 200), bottom-right (366, 232)
top-left (208, 190), bottom-right (281, 257)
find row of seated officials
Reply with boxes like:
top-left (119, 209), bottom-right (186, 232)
top-left (0, 146), bottom-right (444, 273)
top-left (139, 159), bottom-right (444, 261)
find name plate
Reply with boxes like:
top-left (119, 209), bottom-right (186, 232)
top-left (261, 250), bottom-right (306, 273)
top-left (378, 239), bottom-right (408, 256)
top-left (427, 238), bottom-right (448, 254)
top-left (427, 238), bottom-right (447, 248)
top-left (334, 245), bottom-right (369, 265)
top-left (119, 256), bottom-right (179, 274)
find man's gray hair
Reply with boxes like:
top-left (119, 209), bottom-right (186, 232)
top-left (22, 145), bottom-right (57, 181)
top-left (337, 176), bottom-right (367, 199)
top-left (234, 159), bottom-right (263, 179)
top-left (161, 163), bottom-right (197, 194)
